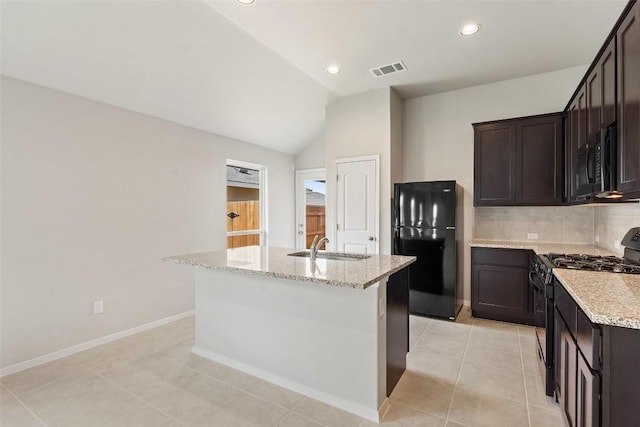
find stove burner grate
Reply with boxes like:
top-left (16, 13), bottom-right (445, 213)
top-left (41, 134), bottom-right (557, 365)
top-left (546, 253), bottom-right (640, 274)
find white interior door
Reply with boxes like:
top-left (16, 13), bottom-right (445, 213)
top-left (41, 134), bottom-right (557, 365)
top-left (295, 169), bottom-right (326, 250)
top-left (336, 158), bottom-right (378, 254)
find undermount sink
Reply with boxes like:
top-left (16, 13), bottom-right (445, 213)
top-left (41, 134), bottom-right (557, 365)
top-left (287, 251), bottom-right (371, 261)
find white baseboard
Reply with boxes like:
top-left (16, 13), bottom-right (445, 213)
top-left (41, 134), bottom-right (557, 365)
top-left (0, 310), bottom-right (194, 378)
top-left (192, 345), bottom-right (382, 423)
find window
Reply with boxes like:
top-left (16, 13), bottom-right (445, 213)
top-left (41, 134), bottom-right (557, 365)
top-left (226, 160), bottom-right (267, 248)
top-left (295, 169), bottom-right (326, 250)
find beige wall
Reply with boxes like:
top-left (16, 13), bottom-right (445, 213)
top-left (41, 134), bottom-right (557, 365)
top-left (1, 77), bottom-right (295, 368)
top-left (390, 89), bottom-right (403, 189)
top-left (295, 132), bottom-right (325, 171)
top-left (403, 65), bottom-right (588, 303)
top-left (325, 88), bottom-right (392, 254)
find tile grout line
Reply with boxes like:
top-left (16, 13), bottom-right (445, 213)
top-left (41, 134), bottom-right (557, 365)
top-left (79, 363), bottom-right (191, 427)
top-left (2, 320), bottom-right (195, 427)
top-left (270, 408), bottom-right (293, 427)
top-left (148, 347), bottom-right (335, 425)
top-left (285, 398), bottom-right (330, 426)
top-left (409, 318), bottom-right (432, 353)
top-left (0, 383), bottom-right (49, 427)
top-left (443, 316), bottom-right (473, 424)
top-left (0, 359), bottom-right (87, 398)
top-left (146, 339), bottom-right (356, 426)
top-left (149, 345), bottom-right (304, 415)
top-left (517, 328), bottom-right (533, 427)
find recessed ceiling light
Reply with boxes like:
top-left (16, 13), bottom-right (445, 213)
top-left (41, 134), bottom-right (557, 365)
top-left (237, 0), bottom-right (255, 4)
top-left (326, 65), bottom-right (340, 75)
top-left (460, 23), bottom-right (481, 36)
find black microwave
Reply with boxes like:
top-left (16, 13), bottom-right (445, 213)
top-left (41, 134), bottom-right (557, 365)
top-left (576, 125), bottom-right (617, 198)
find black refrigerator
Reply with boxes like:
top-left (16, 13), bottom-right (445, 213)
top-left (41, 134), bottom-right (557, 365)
top-left (393, 181), bottom-right (463, 320)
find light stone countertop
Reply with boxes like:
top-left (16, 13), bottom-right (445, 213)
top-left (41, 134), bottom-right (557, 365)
top-left (470, 239), bottom-right (640, 329)
top-left (552, 269), bottom-right (640, 329)
top-left (469, 239), bottom-right (617, 256)
top-left (163, 246), bottom-right (416, 290)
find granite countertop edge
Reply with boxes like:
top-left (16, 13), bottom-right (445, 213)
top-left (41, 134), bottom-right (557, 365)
top-left (162, 249), bottom-right (416, 291)
top-left (470, 239), bottom-right (640, 330)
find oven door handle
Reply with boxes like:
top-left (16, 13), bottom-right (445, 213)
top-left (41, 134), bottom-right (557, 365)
top-left (528, 271), bottom-right (538, 287)
top-left (529, 271), bottom-right (543, 293)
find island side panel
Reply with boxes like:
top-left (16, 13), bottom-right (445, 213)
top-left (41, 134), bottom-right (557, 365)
top-left (386, 266), bottom-right (409, 395)
top-left (193, 268), bottom-right (385, 421)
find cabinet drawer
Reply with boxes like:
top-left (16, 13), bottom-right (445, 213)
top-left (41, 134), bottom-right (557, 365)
top-left (577, 308), bottom-right (601, 371)
top-left (555, 283), bottom-right (577, 336)
top-left (472, 247), bottom-right (530, 267)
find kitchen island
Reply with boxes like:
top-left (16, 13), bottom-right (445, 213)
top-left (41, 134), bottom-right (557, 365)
top-left (163, 246), bottom-right (415, 422)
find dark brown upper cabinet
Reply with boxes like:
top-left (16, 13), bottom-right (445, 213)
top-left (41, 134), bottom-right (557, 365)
top-left (617, 0), bottom-right (640, 197)
top-left (587, 39), bottom-right (617, 136)
top-left (474, 113), bottom-right (564, 206)
top-left (473, 122), bottom-right (516, 205)
top-left (566, 86), bottom-right (587, 202)
top-left (566, 37), bottom-right (616, 204)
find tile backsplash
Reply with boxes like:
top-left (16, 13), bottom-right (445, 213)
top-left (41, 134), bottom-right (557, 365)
top-left (594, 204), bottom-right (640, 255)
top-left (474, 206), bottom-right (595, 244)
top-left (474, 204), bottom-right (640, 255)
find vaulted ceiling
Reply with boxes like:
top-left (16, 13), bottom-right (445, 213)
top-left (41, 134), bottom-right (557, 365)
top-left (1, 0), bottom-right (627, 154)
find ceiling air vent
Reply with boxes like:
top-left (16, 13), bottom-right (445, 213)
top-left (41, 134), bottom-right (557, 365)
top-left (370, 61), bottom-right (407, 78)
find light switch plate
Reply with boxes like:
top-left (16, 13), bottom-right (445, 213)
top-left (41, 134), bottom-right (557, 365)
top-left (527, 233), bottom-right (539, 240)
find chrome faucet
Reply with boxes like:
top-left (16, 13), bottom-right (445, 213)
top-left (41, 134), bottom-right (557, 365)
top-left (309, 235), bottom-right (329, 261)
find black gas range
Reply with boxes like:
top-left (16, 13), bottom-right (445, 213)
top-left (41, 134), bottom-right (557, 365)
top-left (544, 253), bottom-right (640, 274)
top-left (531, 227), bottom-right (640, 397)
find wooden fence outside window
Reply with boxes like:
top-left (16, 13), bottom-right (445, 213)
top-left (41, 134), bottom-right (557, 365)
top-left (226, 201), bottom-right (326, 249)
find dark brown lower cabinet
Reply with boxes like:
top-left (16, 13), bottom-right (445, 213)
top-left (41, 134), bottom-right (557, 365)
top-left (471, 248), bottom-right (533, 325)
top-left (386, 267), bottom-right (409, 396)
top-left (601, 325), bottom-right (640, 427)
top-left (577, 351), bottom-right (600, 427)
top-left (555, 279), bottom-right (640, 427)
top-left (557, 312), bottom-right (577, 427)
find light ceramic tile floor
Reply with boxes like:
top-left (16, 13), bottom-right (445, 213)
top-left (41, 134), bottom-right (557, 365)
top-left (0, 308), bottom-right (565, 427)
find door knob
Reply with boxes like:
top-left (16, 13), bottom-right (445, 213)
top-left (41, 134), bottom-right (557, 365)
top-left (369, 236), bottom-right (376, 241)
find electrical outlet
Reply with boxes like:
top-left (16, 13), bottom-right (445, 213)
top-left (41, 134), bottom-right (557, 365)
top-left (93, 300), bottom-right (104, 314)
top-left (527, 233), bottom-right (539, 240)
top-left (595, 235), bottom-right (600, 243)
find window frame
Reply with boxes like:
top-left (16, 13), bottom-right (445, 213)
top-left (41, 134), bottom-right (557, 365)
top-left (226, 159), bottom-right (268, 248)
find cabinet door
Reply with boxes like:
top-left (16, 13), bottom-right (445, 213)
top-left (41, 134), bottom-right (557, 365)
top-left (577, 352), bottom-right (601, 427)
top-left (617, 1), bottom-right (640, 195)
top-left (555, 309), bottom-right (564, 402)
top-left (567, 87), bottom-right (587, 201)
top-left (516, 114), bottom-right (564, 205)
top-left (587, 60), bottom-right (603, 138)
top-left (474, 122), bottom-right (516, 206)
top-left (471, 263), bottom-right (531, 324)
top-left (587, 38), bottom-right (616, 136)
top-left (601, 39), bottom-right (617, 129)
top-left (386, 268), bottom-right (409, 396)
top-left (560, 319), bottom-right (578, 427)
